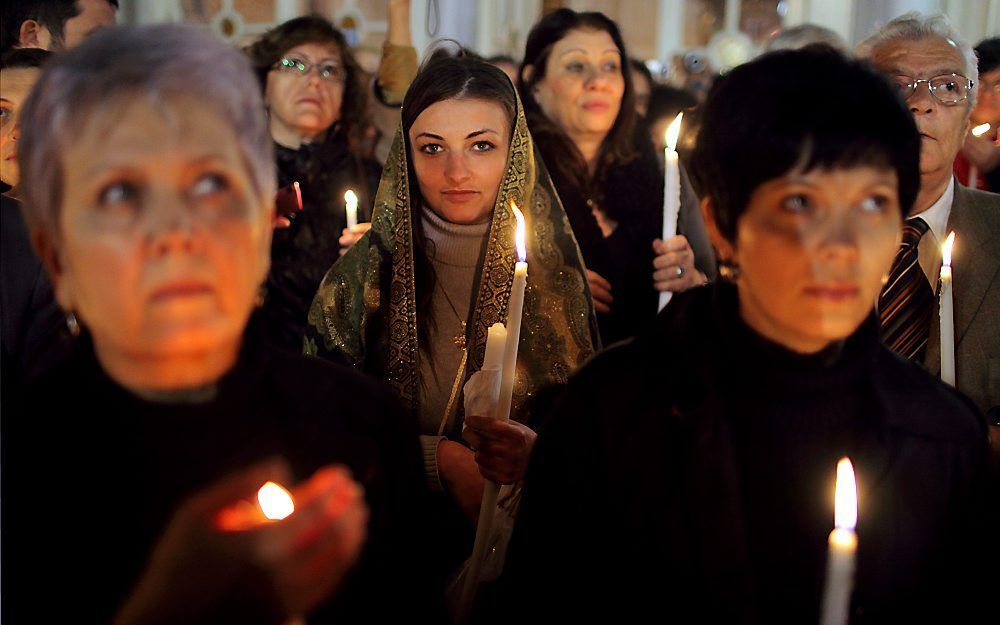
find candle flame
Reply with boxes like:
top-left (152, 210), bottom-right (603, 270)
top-left (971, 122), bottom-right (991, 137)
top-left (344, 189), bottom-right (358, 205)
top-left (834, 457), bottom-right (857, 531)
top-left (942, 231), bottom-right (956, 267)
top-left (257, 481), bottom-right (294, 520)
top-left (510, 200), bottom-right (527, 262)
top-left (665, 112), bottom-right (684, 152)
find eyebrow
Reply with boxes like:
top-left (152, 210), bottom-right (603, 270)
top-left (558, 48), bottom-right (621, 58)
top-left (415, 129), bottom-right (499, 140)
top-left (889, 67), bottom-right (965, 77)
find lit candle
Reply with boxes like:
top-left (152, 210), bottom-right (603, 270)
top-left (939, 232), bottom-right (956, 386)
top-left (659, 112), bottom-right (683, 312)
top-left (972, 122), bottom-right (991, 137)
top-left (257, 481), bottom-right (295, 520)
top-left (344, 189), bottom-right (359, 230)
top-left (820, 458), bottom-right (858, 625)
top-left (969, 124), bottom-right (991, 189)
top-left (498, 200), bottom-right (528, 422)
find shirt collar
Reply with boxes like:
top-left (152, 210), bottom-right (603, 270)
top-left (912, 176), bottom-right (954, 244)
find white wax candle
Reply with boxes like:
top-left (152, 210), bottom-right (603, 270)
top-left (968, 165), bottom-right (978, 190)
top-left (939, 232), bottom-right (956, 386)
top-left (659, 113), bottom-right (683, 312)
top-left (483, 323), bottom-right (506, 371)
top-left (344, 189), bottom-right (359, 230)
top-left (497, 202), bottom-right (528, 422)
top-left (820, 458), bottom-right (857, 625)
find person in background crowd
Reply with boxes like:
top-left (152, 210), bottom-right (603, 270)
top-left (1, 47), bottom-right (49, 196)
top-left (245, 15), bottom-right (383, 352)
top-left (955, 37), bottom-right (1000, 191)
top-left (859, 13), bottom-right (1000, 428)
top-left (646, 83), bottom-right (698, 154)
top-left (3, 24), bottom-right (440, 624)
top-left (1, 0), bottom-right (116, 53)
top-left (369, 0), bottom-right (419, 165)
top-left (306, 49), bottom-right (598, 580)
top-left (628, 57), bottom-right (653, 118)
top-left (763, 23), bottom-right (847, 53)
top-left (487, 54), bottom-right (520, 86)
top-left (497, 46), bottom-right (993, 625)
top-left (519, 8), bottom-right (715, 344)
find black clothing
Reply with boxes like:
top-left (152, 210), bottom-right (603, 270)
top-left (262, 133), bottom-right (382, 352)
top-left (531, 123), bottom-right (715, 344)
top-left (0, 194), bottom-right (70, 387)
top-left (2, 317), bottom-right (443, 624)
top-left (496, 283), bottom-right (994, 625)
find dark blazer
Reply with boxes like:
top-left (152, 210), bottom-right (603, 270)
top-left (924, 183), bottom-right (1000, 417)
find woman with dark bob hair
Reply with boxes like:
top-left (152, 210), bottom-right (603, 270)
top-left (497, 47), bottom-right (994, 624)
top-left (245, 15), bottom-right (383, 352)
top-left (4, 24), bottom-right (440, 624)
top-left (519, 8), bottom-right (715, 344)
top-left (306, 48), bottom-right (599, 578)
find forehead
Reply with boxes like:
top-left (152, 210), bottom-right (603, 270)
top-left (75, 0), bottom-right (117, 27)
top-left (870, 36), bottom-right (966, 76)
top-left (551, 28), bottom-right (620, 57)
top-left (409, 98), bottom-right (510, 138)
top-left (0, 68), bottom-right (41, 97)
top-left (284, 41), bottom-right (341, 60)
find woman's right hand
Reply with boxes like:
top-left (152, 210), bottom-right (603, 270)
top-left (339, 223), bottom-right (373, 256)
top-left (437, 439), bottom-right (485, 525)
top-left (586, 269), bottom-right (613, 314)
top-left (114, 460), bottom-right (368, 625)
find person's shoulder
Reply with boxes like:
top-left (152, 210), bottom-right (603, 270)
top-left (873, 345), bottom-right (986, 446)
top-left (953, 185), bottom-right (1000, 229)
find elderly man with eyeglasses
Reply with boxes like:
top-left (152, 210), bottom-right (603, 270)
top-left (858, 13), bottom-right (1000, 434)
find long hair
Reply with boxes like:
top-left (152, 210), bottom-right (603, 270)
top-left (518, 9), bottom-right (637, 198)
top-left (245, 15), bottom-right (369, 155)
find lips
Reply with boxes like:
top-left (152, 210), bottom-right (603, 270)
top-left (804, 284), bottom-right (860, 301)
top-left (150, 280), bottom-right (214, 302)
top-left (581, 101), bottom-right (610, 112)
top-left (441, 190), bottom-right (479, 203)
top-left (296, 96), bottom-right (321, 107)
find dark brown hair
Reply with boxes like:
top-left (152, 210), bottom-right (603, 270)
top-left (245, 15), bottom-right (369, 155)
top-left (518, 9), bottom-right (637, 197)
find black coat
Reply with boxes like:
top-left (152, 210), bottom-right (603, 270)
top-left (2, 317), bottom-right (445, 624)
top-left (262, 134), bottom-right (382, 352)
top-left (494, 283), bottom-right (995, 625)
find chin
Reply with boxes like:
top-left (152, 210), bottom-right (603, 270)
top-left (143, 315), bottom-right (244, 355)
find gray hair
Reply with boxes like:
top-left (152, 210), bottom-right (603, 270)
top-left (18, 24), bottom-right (275, 239)
top-left (764, 24), bottom-right (847, 54)
top-left (856, 12), bottom-right (979, 107)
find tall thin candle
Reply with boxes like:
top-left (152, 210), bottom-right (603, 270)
top-left (659, 112), bottom-right (683, 312)
top-left (939, 232), bottom-right (956, 386)
top-left (820, 458), bottom-right (858, 625)
top-left (344, 189), bottom-right (359, 230)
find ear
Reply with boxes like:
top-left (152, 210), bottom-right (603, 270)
top-left (18, 20), bottom-right (50, 50)
top-left (33, 230), bottom-right (73, 311)
top-left (700, 196), bottom-right (736, 264)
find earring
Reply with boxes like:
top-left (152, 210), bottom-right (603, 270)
top-left (718, 260), bottom-right (741, 282)
top-left (66, 311), bottom-right (81, 338)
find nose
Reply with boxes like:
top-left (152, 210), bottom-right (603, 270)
top-left (907, 82), bottom-right (936, 115)
top-left (584, 68), bottom-right (612, 91)
top-left (444, 152), bottom-right (472, 185)
top-left (144, 189), bottom-right (200, 255)
top-left (819, 211), bottom-right (861, 263)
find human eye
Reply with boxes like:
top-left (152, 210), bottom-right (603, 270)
top-left (282, 56), bottom-right (307, 72)
top-left (190, 172), bottom-right (230, 199)
top-left (97, 180), bottom-right (140, 210)
top-left (602, 60), bottom-right (620, 73)
top-left (319, 64), bottom-right (342, 79)
top-left (471, 140), bottom-right (496, 152)
top-left (0, 106), bottom-right (10, 126)
top-left (565, 61), bottom-right (586, 73)
top-left (780, 193), bottom-right (812, 213)
top-left (859, 194), bottom-right (891, 213)
top-left (419, 143), bottom-right (443, 155)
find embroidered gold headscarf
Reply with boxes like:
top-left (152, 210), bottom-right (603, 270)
top-left (304, 91), bottom-right (599, 427)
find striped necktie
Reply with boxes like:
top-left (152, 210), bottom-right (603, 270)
top-left (877, 217), bottom-right (934, 361)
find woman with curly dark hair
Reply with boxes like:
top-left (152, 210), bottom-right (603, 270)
top-left (246, 15), bottom-right (383, 352)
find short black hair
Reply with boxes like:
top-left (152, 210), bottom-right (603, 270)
top-left (1, 0), bottom-right (118, 54)
top-left (974, 37), bottom-right (1000, 75)
top-left (0, 46), bottom-right (50, 70)
top-left (690, 46), bottom-right (920, 241)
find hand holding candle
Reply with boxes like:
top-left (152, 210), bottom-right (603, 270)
top-left (659, 113), bottom-right (684, 312)
top-left (939, 232), bottom-right (956, 386)
top-left (820, 457), bottom-right (858, 625)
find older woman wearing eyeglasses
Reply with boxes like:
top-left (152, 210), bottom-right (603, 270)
top-left (245, 16), bottom-right (383, 352)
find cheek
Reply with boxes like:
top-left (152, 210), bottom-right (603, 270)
top-left (61, 229), bottom-right (142, 325)
top-left (411, 156), bottom-right (443, 197)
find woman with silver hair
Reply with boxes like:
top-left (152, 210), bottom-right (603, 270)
top-left (4, 24), bottom-right (440, 624)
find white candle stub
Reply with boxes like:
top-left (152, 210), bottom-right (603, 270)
top-left (971, 122), bottom-right (991, 138)
top-left (659, 112), bottom-right (684, 313)
top-left (257, 481), bottom-right (295, 520)
top-left (820, 457), bottom-right (858, 625)
top-left (939, 232), bottom-right (956, 386)
top-left (344, 189), bottom-right (359, 230)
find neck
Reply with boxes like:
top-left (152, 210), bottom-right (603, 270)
top-left (93, 337), bottom-right (241, 395)
top-left (269, 116), bottom-right (321, 150)
top-left (568, 132), bottom-right (604, 174)
top-left (912, 171), bottom-right (952, 216)
top-left (737, 284), bottom-right (834, 355)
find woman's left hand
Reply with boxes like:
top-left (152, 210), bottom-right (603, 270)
top-left (652, 235), bottom-right (707, 293)
top-left (463, 415), bottom-right (537, 485)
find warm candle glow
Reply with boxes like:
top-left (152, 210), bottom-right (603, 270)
top-left (257, 481), bottom-right (294, 520)
top-left (665, 112), bottom-right (684, 152)
top-left (834, 458), bottom-right (857, 531)
top-left (972, 122), bottom-right (991, 137)
top-left (942, 231), bottom-right (956, 268)
top-left (344, 189), bottom-right (358, 206)
top-left (510, 200), bottom-right (527, 263)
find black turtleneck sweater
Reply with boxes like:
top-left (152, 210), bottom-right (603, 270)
top-left (493, 282), bottom-right (994, 625)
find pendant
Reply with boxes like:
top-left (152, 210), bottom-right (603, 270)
top-left (453, 321), bottom-right (467, 349)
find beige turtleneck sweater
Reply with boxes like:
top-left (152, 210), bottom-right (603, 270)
top-left (418, 206), bottom-right (490, 491)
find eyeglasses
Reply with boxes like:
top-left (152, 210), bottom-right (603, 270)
top-left (273, 56), bottom-right (346, 84)
top-left (891, 73), bottom-right (974, 104)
